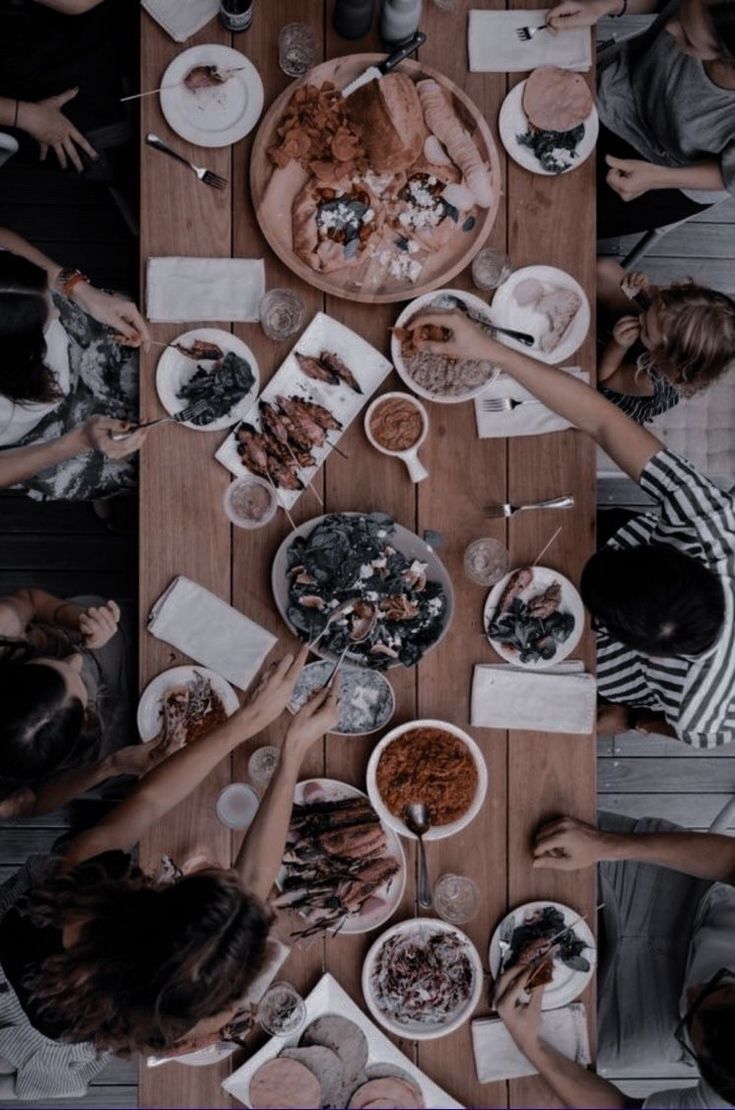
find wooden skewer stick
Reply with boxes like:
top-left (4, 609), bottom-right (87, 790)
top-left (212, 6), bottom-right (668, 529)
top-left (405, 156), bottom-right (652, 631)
top-left (532, 525), bottom-right (563, 567)
top-left (120, 68), bottom-right (246, 102)
top-left (263, 470), bottom-right (296, 531)
top-left (283, 443), bottom-right (324, 507)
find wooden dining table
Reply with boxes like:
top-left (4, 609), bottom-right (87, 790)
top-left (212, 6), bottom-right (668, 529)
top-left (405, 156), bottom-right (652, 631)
top-left (138, 3), bottom-right (597, 1107)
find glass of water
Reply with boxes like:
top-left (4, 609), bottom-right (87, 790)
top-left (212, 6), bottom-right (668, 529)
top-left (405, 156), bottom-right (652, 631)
top-left (258, 981), bottom-right (307, 1037)
top-left (248, 746), bottom-right (280, 790)
top-left (259, 288), bottom-right (306, 341)
top-left (464, 537), bottom-right (510, 587)
top-left (471, 247), bottom-right (512, 291)
top-left (278, 23), bottom-right (317, 78)
top-left (434, 874), bottom-right (480, 925)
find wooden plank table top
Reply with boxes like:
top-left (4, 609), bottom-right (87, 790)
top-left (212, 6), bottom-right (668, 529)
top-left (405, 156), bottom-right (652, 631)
top-left (139, 3), bottom-right (596, 1107)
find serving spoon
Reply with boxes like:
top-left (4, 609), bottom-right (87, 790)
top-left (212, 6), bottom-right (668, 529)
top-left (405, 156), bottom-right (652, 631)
top-left (432, 293), bottom-right (535, 347)
top-left (405, 802), bottom-right (433, 909)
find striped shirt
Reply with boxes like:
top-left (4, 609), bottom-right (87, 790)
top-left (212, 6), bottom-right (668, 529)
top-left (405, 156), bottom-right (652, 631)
top-left (597, 449), bottom-right (735, 748)
top-left (598, 360), bottom-right (680, 426)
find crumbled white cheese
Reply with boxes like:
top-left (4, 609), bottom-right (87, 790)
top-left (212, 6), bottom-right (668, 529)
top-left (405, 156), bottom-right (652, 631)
top-left (359, 563), bottom-right (373, 579)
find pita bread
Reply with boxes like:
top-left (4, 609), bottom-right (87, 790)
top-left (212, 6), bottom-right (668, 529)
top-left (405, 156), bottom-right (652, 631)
top-left (522, 67), bottom-right (593, 132)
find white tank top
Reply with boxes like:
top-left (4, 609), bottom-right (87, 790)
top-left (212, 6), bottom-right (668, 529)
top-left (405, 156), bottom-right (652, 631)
top-left (0, 317), bottom-right (71, 447)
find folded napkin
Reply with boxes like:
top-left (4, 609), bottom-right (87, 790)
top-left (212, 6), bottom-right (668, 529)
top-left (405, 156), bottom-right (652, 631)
top-left (468, 9), bottom-right (592, 72)
top-left (146, 257), bottom-right (265, 323)
top-left (475, 368), bottom-right (589, 438)
top-left (472, 1004), bottom-right (590, 1082)
top-left (140, 0), bottom-right (219, 43)
top-left (471, 661), bottom-right (596, 734)
top-left (147, 576), bottom-right (276, 691)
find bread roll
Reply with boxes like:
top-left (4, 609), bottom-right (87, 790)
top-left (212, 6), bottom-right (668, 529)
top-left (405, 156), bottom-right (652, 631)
top-left (345, 72), bottom-right (425, 174)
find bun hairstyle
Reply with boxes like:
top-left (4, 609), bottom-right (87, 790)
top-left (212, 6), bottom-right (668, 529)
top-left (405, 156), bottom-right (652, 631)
top-left (0, 251), bottom-right (61, 405)
top-left (25, 860), bottom-right (270, 1054)
top-left (647, 282), bottom-right (735, 395)
top-left (0, 661), bottom-right (88, 783)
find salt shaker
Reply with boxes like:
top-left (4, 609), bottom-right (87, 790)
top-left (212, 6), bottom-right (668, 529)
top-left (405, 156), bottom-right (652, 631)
top-left (380, 0), bottom-right (422, 46)
top-left (333, 0), bottom-right (375, 39)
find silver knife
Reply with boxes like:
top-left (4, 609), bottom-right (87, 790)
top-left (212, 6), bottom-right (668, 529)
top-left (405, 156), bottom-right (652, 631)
top-left (341, 32), bottom-right (427, 99)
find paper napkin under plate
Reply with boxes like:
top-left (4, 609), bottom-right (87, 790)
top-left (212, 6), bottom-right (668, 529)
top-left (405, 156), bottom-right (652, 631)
top-left (468, 9), bottom-right (592, 72)
top-left (146, 257), bottom-right (265, 323)
top-left (147, 576), bottom-right (276, 691)
top-left (472, 1004), bottom-right (590, 1082)
top-left (140, 0), bottom-right (219, 43)
top-left (475, 368), bottom-right (589, 438)
top-left (471, 660), bottom-right (596, 734)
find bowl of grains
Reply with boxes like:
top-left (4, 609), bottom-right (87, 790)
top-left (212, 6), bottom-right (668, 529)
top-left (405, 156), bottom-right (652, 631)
top-left (366, 719), bottom-right (488, 840)
top-left (223, 475), bottom-right (278, 529)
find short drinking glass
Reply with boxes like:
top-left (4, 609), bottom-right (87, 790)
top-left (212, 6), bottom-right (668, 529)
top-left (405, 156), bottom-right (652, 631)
top-left (433, 874), bottom-right (480, 925)
top-left (464, 537), bottom-right (510, 587)
top-left (471, 247), bottom-right (512, 291)
top-left (278, 23), bottom-right (317, 77)
top-left (248, 746), bottom-right (280, 789)
top-left (259, 288), bottom-right (306, 341)
top-left (258, 981), bottom-right (307, 1037)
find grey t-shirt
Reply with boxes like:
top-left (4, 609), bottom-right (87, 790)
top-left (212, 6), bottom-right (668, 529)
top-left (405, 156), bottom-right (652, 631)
top-left (598, 0), bottom-right (735, 200)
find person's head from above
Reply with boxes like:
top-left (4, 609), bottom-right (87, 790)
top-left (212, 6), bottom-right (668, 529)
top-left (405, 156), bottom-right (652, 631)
top-left (0, 654), bottom-right (94, 786)
top-left (25, 858), bottom-right (271, 1054)
top-left (581, 544), bottom-right (725, 657)
top-left (666, 0), bottom-right (735, 63)
top-left (0, 249), bottom-right (62, 406)
top-left (678, 968), bottom-right (735, 1105)
top-left (638, 282), bottom-right (735, 395)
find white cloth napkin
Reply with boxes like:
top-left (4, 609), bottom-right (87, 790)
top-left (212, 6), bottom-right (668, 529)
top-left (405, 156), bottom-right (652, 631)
top-left (471, 661), bottom-right (596, 734)
top-left (140, 0), bottom-right (219, 43)
top-left (147, 576), bottom-right (277, 691)
top-left (468, 9), bottom-right (592, 72)
top-left (146, 257), bottom-right (265, 323)
top-left (472, 1004), bottom-right (590, 1082)
top-left (475, 368), bottom-right (589, 438)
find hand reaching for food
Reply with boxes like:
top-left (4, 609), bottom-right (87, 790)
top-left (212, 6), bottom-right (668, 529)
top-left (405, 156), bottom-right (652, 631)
top-left (533, 815), bottom-right (609, 871)
top-left (493, 964), bottom-right (544, 1051)
top-left (80, 416), bottom-right (148, 459)
top-left (406, 310), bottom-right (499, 363)
top-left (546, 0), bottom-right (614, 30)
top-left (283, 677), bottom-right (341, 761)
top-left (612, 315), bottom-right (641, 350)
top-left (71, 283), bottom-right (151, 348)
top-left (246, 644), bottom-right (309, 729)
top-left (78, 599), bottom-right (120, 648)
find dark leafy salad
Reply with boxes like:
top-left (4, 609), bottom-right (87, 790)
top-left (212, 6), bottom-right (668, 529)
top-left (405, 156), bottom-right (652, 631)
top-left (517, 123), bottom-right (585, 174)
top-left (487, 568), bottom-right (575, 664)
top-left (501, 904), bottom-right (590, 974)
top-left (285, 512), bottom-right (448, 669)
top-left (176, 351), bottom-right (255, 426)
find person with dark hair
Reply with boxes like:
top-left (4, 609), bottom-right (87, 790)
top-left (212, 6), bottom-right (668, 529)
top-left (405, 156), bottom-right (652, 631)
top-left (491, 811), bottom-right (735, 1109)
top-left (0, 645), bottom-right (338, 1099)
top-left (0, 226), bottom-right (149, 499)
top-left (545, 0), bottom-right (735, 237)
top-left (0, 587), bottom-right (153, 818)
top-left (407, 309), bottom-right (735, 747)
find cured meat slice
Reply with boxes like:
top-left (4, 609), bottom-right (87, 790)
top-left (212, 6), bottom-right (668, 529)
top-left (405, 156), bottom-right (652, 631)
top-left (302, 1014), bottom-right (369, 1093)
top-left (522, 67), bottom-right (593, 133)
top-left (281, 1045), bottom-right (345, 1108)
top-left (348, 1076), bottom-right (425, 1109)
top-left (249, 1057), bottom-right (321, 1109)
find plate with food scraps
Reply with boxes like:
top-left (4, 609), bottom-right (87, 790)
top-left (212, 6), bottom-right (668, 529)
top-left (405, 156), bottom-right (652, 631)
top-left (272, 511), bottom-right (454, 669)
top-left (391, 288), bottom-right (500, 404)
top-left (366, 719), bottom-right (488, 841)
top-left (159, 44), bottom-right (264, 148)
top-left (137, 665), bottom-right (240, 744)
top-left (275, 778), bottom-right (406, 938)
top-left (498, 77), bottom-right (598, 178)
top-left (489, 900), bottom-right (596, 1011)
top-left (251, 53), bottom-right (501, 304)
top-left (363, 918), bottom-right (483, 1041)
top-left (222, 971), bottom-right (464, 1108)
top-left (155, 328), bottom-right (259, 432)
top-left (288, 662), bottom-right (395, 736)
top-left (483, 565), bottom-right (584, 669)
top-left (215, 312), bottom-right (392, 510)
top-left (490, 264), bottom-right (590, 364)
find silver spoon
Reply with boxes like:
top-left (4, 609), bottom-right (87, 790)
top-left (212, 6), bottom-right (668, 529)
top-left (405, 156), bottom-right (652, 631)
top-left (405, 802), bottom-right (433, 909)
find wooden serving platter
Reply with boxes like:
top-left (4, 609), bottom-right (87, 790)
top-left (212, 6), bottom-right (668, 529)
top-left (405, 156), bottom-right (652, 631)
top-left (250, 54), bottom-right (502, 304)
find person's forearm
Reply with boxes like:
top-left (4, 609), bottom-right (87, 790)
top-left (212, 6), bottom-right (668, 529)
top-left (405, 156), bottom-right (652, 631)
top-left (32, 0), bottom-right (105, 11)
top-left (651, 160), bottom-right (725, 192)
top-left (0, 755), bottom-right (121, 819)
top-left (0, 227), bottom-right (61, 286)
top-left (0, 429), bottom-right (89, 489)
top-left (235, 745), bottom-right (301, 901)
top-left (521, 1038), bottom-right (628, 1109)
top-left (14, 588), bottom-right (83, 631)
top-left (598, 828), bottom-right (735, 882)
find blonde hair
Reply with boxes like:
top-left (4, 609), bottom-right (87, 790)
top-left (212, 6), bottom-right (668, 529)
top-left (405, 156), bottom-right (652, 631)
top-left (647, 282), bottom-right (735, 395)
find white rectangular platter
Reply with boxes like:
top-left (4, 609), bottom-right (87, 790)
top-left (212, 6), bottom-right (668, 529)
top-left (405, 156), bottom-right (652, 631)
top-left (222, 971), bottom-right (464, 1109)
top-left (215, 312), bottom-right (393, 509)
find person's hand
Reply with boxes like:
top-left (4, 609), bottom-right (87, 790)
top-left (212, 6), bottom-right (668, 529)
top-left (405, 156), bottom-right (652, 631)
top-left (493, 964), bottom-right (544, 1052)
top-left (71, 283), bottom-right (151, 349)
top-left (109, 737), bottom-right (173, 778)
top-left (405, 310), bottom-right (500, 363)
top-left (533, 815), bottom-right (610, 871)
top-left (597, 700), bottom-right (632, 736)
top-left (79, 416), bottom-right (148, 459)
top-left (612, 314), bottom-right (641, 350)
top-left (246, 645), bottom-right (309, 729)
top-left (78, 599), bottom-right (120, 648)
top-left (283, 678), bottom-right (341, 762)
top-left (605, 156), bottom-right (663, 202)
top-left (620, 270), bottom-right (653, 299)
top-left (17, 88), bottom-right (98, 172)
top-left (546, 0), bottom-right (615, 30)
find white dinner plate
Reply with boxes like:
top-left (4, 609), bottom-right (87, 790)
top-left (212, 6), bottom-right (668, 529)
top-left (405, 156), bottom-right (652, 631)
top-left (277, 778), bottom-right (406, 936)
top-left (362, 918), bottom-right (484, 1040)
top-left (489, 900), bottom-right (597, 1010)
top-left (136, 665), bottom-right (240, 742)
top-left (155, 328), bottom-right (260, 432)
top-left (490, 264), bottom-right (590, 364)
top-left (483, 565), bottom-right (585, 669)
top-left (498, 79), bottom-right (598, 177)
top-left (366, 718), bottom-right (488, 841)
top-left (159, 44), bottom-right (264, 148)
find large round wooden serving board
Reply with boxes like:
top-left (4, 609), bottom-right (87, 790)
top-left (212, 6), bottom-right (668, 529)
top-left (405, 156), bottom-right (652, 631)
top-left (250, 55), bottom-right (502, 304)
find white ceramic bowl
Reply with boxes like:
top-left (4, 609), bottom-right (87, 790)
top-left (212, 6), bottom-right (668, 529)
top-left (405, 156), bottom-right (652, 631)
top-left (364, 391), bottom-right (430, 483)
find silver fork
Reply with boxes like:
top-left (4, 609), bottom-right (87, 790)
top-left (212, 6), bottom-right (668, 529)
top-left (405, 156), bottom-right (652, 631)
top-left (146, 132), bottom-right (227, 190)
top-left (484, 495), bottom-right (575, 518)
top-left (516, 22), bottom-right (550, 41)
top-left (110, 398), bottom-right (209, 440)
top-left (481, 396), bottom-right (540, 413)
